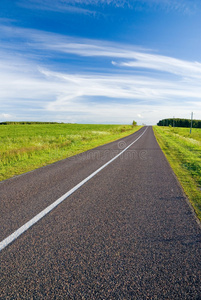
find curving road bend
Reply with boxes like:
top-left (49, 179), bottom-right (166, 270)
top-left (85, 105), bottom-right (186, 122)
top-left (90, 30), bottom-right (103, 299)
top-left (0, 126), bottom-right (201, 299)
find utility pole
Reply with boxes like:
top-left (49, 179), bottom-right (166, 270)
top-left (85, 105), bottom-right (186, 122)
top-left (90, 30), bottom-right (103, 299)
top-left (173, 116), bottom-right (175, 127)
top-left (190, 112), bottom-right (193, 134)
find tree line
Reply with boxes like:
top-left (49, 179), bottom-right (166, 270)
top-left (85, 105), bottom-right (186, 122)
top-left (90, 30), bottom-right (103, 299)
top-left (0, 121), bottom-right (63, 125)
top-left (157, 118), bottom-right (201, 128)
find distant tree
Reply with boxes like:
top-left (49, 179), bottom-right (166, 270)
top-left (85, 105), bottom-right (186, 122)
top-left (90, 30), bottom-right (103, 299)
top-left (157, 118), bottom-right (201, 128)
top-left (132, 120), bottom-right (137, 127)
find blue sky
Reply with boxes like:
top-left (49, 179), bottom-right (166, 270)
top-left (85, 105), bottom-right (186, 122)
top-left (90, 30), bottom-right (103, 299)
top-left (1, 0), bottom-right (201, 124)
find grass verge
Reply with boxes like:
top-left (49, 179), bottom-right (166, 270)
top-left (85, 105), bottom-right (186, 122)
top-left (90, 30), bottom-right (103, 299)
top-left (153, 126), bottom-right (201, 221)
top-left (0, 123), bottom-right (142, 182)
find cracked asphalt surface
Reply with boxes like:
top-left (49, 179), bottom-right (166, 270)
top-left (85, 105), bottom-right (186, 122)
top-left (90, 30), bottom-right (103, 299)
top-left (0, 126), bottom-right (201, 299)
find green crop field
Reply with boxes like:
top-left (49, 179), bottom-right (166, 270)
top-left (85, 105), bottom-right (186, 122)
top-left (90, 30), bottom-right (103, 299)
top-left (154, 126), bottom-right (201, 221)
top-left (0, 123), bottom-right (142, 182)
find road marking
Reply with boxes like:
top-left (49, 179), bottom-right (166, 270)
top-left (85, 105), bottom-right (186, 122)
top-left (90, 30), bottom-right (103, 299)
top-left (0, 127), bottom-right (148, 252)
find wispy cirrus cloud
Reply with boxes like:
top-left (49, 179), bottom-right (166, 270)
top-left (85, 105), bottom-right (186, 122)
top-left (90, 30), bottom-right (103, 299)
top-left (18, 0), bottom-right (132, 11)
top-left (114, 55), bottom-right (201, 80)
top-left (17, 0), bottom-right (198, 13)
top-left (0, 113), bottom-right (13, 119)
top-left (18, 0), bottom-right (97, 15)
top-left (2, 24), bottom-right (201, 80)
top-left (14, 26), bottom-right (201, 80)
top-left (1, 25), bottom-right (201, 123)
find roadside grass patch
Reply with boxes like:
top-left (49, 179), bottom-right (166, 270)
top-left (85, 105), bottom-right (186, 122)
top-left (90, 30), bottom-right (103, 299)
top-left (0, 123), bottom-right (142, 181)
top-left (153, 126), bottom-right (201, 221)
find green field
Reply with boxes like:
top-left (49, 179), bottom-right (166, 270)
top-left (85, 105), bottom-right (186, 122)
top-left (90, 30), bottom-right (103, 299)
top-left (0, 123), bottom-right (142, 182)
top-left (154, 126), bottom-right (201, 221)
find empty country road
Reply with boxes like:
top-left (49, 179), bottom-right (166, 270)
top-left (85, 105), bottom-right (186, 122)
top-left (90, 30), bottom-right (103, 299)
top-left (0, 126), bottom-right (201, 299)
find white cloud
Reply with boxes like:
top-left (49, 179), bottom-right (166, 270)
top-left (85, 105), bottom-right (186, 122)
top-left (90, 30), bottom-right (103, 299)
top-left (2, 25), bottom-right (201, 84)
top-left (52, 44), bottom-right (201, 80)
top-left (18, 0), bottom-right (131, 11)
top-left (1, 25), bottom-right (201, 124)
top-left (10, 27), bottom-right (200, 80)
top-left (0, 113), bottom-right (13, 119)
top-left (117, 55), bottom-right (201, 79)
top-left (18, 0), bottom-right (97, 15)
top-left (40, 69), bottom-right (201, 107)
top-left (18, 0), bottom-right (197, 12)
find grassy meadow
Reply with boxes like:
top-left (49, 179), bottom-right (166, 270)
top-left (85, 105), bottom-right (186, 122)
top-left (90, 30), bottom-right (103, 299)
top-left (0, 123), bottom-right (141, 181)
top-left (154, 126), bottom-right (201, 221)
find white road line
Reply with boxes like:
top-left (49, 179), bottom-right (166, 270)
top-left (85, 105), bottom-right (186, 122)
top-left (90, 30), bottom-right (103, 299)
top-left (0, 127), bottom-right (148, 252)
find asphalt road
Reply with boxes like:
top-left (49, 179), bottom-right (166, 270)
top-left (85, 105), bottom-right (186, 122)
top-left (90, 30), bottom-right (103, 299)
top-left (0, 126), bottom-right (201, 299)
